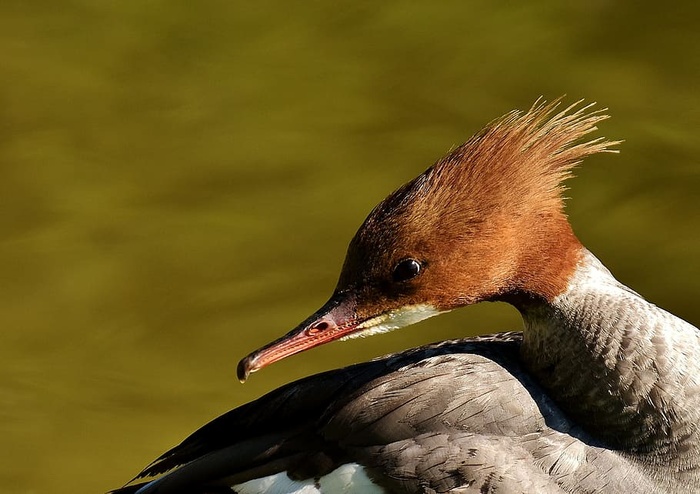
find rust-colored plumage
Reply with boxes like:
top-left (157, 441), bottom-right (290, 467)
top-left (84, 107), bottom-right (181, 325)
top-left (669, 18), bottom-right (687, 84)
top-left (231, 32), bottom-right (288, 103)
top-left (415, 98), bottom-right (617, 216)
top-left (342, 99), bottom-right (620, 310)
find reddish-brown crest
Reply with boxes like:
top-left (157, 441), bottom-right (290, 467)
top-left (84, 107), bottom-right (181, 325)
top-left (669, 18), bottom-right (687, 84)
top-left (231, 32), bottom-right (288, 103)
top-left (340, 99), bottom-right (619, 310)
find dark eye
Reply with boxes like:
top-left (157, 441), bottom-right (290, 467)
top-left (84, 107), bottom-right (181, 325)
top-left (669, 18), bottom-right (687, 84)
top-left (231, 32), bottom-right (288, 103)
top-left (392, 258), bottom-right (422, 283)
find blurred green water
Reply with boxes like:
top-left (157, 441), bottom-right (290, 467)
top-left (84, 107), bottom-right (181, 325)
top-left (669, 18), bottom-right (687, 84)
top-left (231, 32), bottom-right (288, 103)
top-left (0, 1), bottom-right (698, 492)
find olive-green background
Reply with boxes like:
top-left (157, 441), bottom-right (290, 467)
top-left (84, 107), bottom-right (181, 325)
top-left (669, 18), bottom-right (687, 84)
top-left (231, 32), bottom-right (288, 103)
top-left (1, 2), bottom-right (698, 493)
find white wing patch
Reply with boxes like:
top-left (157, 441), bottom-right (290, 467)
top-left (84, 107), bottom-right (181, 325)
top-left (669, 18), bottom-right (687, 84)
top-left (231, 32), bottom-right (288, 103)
top-left (318, 463), bottom-right (383, 492)
top-left (233, 474), bottom-right (317, 494)
top-left (232, 463), bottom-right (385, 493)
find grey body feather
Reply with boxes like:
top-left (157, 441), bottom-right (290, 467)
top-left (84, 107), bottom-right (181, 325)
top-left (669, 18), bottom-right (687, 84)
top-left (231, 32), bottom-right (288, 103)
top-left (116, 336), bottom-right (669, 493)
top-left (115, 252), bottom-right (699, 493)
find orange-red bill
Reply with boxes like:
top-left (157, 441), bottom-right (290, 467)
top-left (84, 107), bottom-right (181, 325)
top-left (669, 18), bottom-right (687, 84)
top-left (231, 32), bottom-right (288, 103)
top-left (237, 294), bottom-right (359, 382)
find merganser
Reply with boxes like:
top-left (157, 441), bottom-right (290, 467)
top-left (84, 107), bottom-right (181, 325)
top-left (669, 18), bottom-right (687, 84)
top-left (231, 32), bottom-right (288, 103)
top-left (113, 100), bottom-right (700, 494)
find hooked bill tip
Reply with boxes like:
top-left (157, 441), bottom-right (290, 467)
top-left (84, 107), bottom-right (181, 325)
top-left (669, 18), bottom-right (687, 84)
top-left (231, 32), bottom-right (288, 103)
top-left (236, 357), bottom-right (254, 383)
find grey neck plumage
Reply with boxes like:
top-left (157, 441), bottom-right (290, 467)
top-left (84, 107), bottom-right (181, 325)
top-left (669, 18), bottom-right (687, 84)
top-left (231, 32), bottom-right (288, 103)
top-left (520, 250), bottom-right (700, 478)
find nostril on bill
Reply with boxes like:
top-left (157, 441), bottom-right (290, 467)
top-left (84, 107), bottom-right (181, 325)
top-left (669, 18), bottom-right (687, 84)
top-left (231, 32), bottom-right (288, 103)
top-left (306, 321), bottom-right (330, 335)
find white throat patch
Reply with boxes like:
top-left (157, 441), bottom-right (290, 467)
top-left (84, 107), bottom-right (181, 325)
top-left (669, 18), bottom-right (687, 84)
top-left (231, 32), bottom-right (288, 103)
top-left (340, 304), bottom-right (444, 341)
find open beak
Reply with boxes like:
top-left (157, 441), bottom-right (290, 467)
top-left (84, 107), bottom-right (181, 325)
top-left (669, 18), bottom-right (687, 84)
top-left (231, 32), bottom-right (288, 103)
top-left (237, 293), bottom-right (360, 382)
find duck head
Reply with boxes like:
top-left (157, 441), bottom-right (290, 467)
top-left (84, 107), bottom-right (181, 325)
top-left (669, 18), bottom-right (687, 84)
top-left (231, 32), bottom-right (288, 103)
top-left (238, 99), bottom-right (618, 382)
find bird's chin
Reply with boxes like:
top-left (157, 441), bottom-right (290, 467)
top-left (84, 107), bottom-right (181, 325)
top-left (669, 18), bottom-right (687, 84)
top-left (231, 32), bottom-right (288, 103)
top-left (340, 304), bottom-right (444, 341)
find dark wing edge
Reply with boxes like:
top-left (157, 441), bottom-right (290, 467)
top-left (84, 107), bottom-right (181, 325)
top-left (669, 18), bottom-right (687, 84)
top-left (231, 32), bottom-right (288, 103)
top-left (111, 332), bottom-right (524, 493)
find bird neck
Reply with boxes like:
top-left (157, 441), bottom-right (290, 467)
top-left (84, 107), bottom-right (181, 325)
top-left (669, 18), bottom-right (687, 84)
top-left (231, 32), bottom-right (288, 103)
top-left (518, 249), bottom-right (700, 468)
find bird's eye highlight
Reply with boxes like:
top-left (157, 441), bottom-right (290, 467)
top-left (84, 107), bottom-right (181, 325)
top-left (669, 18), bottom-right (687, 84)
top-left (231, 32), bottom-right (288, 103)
top-left (392, 259), bottom-right (422, 283)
